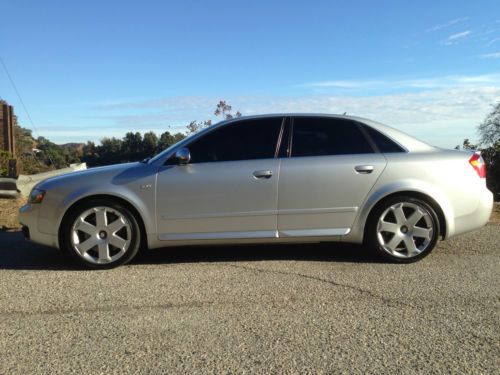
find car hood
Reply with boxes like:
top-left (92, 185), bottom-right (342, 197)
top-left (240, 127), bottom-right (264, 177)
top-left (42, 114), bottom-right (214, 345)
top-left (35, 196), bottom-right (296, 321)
top-left (35, 162), bottom-right (143, 190)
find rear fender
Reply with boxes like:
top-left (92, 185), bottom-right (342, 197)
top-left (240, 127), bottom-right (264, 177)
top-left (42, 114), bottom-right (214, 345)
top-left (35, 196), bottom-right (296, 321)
top-left (343, 179), bottom-right (454, 243)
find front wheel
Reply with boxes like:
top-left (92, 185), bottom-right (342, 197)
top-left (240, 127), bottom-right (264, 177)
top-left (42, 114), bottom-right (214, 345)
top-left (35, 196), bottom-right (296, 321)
top-left (366, 196), bottom-right (440, 263)
top-left (61, 199), bottom-right (141, 269)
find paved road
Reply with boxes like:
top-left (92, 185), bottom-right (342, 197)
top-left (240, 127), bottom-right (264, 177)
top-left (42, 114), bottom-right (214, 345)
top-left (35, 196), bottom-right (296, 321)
top-left (0, 224), bottom-right (498, 374)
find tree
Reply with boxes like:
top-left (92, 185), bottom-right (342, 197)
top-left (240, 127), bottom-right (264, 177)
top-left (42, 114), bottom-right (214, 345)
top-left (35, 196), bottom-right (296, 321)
top-left (186, 100), bottom-right (242, 134)
top-left (98, 137), bottom-right (123, 165)
top-left (478, 103), bottom-right (500, 147)
top-left (157, 131), bottom-right (185, 153)
top-left (121, 132), bottom-right (143, 161)
top-left (455, 138), bottom-right (477, 150)
top-left (35, 136), bottom-right (67, 168)
top-left (186, 120), bottom-right (212, 134)
top-left (142, 131), bottom-right (158, 159)
top-left (214, 100), bottom-right (242, 120)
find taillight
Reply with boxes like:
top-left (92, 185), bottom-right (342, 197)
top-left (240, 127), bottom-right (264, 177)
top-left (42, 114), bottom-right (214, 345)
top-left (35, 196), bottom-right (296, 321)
top-left (469, 152), bottom-right (486, 178)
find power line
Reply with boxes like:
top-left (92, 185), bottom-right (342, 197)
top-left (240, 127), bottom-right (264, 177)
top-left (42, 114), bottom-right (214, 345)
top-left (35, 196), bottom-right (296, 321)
top-left (0, 55), bottom-right (55, 168)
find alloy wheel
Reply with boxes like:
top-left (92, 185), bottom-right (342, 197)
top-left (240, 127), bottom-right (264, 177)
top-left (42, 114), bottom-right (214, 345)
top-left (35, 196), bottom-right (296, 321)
top-left (376, 202), bottom-right (434, 259)
top-left (70, 206), bottom-right (132, 264)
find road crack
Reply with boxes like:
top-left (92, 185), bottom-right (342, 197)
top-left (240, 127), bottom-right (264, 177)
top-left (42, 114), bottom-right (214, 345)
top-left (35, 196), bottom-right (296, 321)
top-left (227, 263), bottom-right (419, 310)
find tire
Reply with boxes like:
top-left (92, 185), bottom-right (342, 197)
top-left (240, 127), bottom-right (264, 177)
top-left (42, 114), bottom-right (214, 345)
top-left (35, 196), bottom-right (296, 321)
top-left (365, 196), bottom-right (440, 263)
top-left (61, 198), bottom-right (141, 269)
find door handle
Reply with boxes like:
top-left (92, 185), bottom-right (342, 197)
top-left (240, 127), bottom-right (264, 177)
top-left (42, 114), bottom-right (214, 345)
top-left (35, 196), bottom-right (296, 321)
top-left (354, 165), bottom-right (374, 174)
top-left (253, 170), bottom-right (273, 179)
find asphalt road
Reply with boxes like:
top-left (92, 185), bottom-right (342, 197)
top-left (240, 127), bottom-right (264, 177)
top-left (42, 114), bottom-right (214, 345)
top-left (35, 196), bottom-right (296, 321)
top-left (0, 224), bottom-right (498, 374)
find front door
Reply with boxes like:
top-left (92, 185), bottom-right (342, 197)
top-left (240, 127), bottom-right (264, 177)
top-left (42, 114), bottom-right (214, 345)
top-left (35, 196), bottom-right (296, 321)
top-left (156, 117), bottom-right (284, 241)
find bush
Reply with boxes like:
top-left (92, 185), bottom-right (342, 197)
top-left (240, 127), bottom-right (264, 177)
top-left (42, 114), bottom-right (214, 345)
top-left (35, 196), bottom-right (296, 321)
top-left (0, 150), bottom-right (13, 177)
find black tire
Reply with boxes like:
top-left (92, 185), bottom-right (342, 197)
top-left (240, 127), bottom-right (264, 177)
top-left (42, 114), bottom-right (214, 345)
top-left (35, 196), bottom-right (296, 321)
top-left (365, 196), bottom-right (440, 263)
top-left (61, 198), bottom-right (141, 269)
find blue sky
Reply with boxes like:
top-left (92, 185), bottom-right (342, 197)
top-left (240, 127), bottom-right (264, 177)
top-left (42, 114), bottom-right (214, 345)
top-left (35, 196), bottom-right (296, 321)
top-left (1, 0), bottom-right (500, 147)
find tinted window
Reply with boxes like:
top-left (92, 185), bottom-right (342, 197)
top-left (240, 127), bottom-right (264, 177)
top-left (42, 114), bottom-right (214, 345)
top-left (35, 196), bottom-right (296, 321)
top-left (291, 117), bottom-right (374, 157)
top-left (362, 125), bottom-right (405, 153)
top-left (188, 118), bottom-right (283, 163)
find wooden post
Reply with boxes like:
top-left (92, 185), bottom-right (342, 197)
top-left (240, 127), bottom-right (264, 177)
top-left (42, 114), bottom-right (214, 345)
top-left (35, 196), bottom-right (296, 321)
top-left (1, 104), bottom-right (16, 157)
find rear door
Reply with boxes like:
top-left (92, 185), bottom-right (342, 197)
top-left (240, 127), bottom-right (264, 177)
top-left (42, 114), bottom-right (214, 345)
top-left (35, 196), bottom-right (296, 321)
top-left (277, 117), bottom-right (387, 237)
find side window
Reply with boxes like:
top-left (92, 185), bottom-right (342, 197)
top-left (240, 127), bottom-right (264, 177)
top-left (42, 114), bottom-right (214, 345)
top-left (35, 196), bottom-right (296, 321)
top-left (188, 118), bottom-right (283, 163)
top-left (291, 117), bottom-right (374, 157)
top-left (362, 125), bottom-right (406, 153)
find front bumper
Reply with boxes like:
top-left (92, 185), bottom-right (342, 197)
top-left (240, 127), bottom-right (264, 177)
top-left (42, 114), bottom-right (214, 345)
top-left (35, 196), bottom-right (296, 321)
top-left (19, 203), bottom-right (59, 248)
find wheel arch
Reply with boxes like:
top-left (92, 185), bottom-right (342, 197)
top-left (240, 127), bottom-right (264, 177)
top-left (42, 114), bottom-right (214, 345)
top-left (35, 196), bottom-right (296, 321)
top-left (362, 191), bottom-right (447, 243)
top-left (58, 194), bottom-right (148, 252)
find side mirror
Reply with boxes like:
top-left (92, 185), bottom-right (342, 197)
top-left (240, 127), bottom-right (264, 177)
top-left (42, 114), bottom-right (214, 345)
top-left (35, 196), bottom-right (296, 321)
top-left (174, 147), bottom-right (191, 165)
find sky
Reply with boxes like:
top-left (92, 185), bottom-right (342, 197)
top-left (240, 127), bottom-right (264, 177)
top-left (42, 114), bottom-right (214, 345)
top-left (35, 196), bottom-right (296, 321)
top-left (1, 0), bottom-right (500, 147)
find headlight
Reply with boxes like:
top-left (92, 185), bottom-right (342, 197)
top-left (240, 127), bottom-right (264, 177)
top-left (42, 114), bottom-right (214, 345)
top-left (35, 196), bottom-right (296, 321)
top-left (28, 188), bottom-right (46, 204)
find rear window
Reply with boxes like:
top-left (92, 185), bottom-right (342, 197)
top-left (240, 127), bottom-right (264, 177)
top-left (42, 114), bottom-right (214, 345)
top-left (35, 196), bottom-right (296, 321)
top-left (362, 125), bottom-right (406, 153)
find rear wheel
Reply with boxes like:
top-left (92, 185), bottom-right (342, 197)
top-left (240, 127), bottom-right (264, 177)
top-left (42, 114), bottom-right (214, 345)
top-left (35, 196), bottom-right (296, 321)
top-left (61, 199), bottom-right (141, 269)
top-left (366, 196), bottom-right (440, 263)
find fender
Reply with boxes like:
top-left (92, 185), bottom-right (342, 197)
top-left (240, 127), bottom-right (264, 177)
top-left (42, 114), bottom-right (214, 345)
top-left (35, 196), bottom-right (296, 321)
top-left (342, 178), bottom-right (455, 243)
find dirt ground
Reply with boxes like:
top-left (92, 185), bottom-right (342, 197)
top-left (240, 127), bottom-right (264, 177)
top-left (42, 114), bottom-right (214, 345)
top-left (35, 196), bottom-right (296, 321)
top-left (0, 198), bottom-right (26, 231)
top-left (1, 197), bottom-right (499, 231)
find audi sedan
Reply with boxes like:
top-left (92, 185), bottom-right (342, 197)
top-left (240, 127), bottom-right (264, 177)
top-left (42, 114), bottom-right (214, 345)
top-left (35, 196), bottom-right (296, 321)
top-left (19, 114), bottom-right (493, 269)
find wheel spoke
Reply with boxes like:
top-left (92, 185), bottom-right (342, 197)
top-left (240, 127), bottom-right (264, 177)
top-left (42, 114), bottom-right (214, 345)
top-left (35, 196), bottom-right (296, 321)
top-left (95, 209), bottom-right (107, 230)
top-left (109, 234), bottom-right (128, 250)
top-left (74, 219), bottom-right (96, 236)
top-left (413, 226), bottom-right (432, 240)
top-left (106, 217), bottom-right (126, 234)
top-left (71, 205), bottom-right (133, 265)
top-left (379, 221), bottom-right (399, 233)
top-left (386, 234), bottom-right (402, 251)
top-left (404, 237), bottom-right (419, 257)
top-left (377, 201), bottom-right (435, 259)
top-left (407, 209), bottom-right (424, 227)
top-left (76, 237), bottom-right (97, 254)
top-left (98, 243), bottom-right (111, 262)
top-left (392, 205), bottom-right (406, 225)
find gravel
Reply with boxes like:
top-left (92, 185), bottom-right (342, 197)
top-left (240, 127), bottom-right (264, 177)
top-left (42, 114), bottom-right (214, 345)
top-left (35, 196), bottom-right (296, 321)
top-left (0, 224), bottom-right (498, 374)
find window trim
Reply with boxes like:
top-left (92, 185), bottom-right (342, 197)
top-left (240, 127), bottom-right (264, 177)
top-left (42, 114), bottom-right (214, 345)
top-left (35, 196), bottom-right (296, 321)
top-left (274, 117), bottom-right (287, 158)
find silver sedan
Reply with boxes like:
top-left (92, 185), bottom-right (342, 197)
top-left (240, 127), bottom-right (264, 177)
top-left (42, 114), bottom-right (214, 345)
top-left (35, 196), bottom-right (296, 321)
top-left (19, 114), bottom-right (493, 269)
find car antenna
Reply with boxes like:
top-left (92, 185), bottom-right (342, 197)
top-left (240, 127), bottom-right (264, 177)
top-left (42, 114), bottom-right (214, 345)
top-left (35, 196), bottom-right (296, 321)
top-left (343, 112), bottom-right (347, 115)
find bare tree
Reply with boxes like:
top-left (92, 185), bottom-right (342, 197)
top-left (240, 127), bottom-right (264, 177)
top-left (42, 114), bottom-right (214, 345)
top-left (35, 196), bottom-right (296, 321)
top-left (186, 100), bottom-right (242, 134)
top-left (214, 100), bottom-right (242, 120)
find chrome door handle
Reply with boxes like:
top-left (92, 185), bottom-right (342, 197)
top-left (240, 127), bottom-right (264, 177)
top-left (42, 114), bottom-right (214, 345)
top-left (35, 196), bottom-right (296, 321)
top-left (354, 165), bottom-right (374, 174)
top-left (253, 170), bottom-right (273, 179)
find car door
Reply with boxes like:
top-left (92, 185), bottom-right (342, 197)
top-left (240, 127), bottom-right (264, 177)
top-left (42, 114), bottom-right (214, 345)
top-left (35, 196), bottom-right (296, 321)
top-left (277, 116), bottom-right (387, 237)
top-left (156, 117), bottom-right (284, 241)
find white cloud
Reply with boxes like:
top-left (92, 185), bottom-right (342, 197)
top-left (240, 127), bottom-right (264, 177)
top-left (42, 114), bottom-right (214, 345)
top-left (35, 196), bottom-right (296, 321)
top-left (40, 73), bottom-right (500, 147)
top-left (442, 30), bottom-right (471, 45)
top-left (480, 52), bottom-right (500, 59)
top-left (427, 17), bottom-right (468, 32)
top-left (303, 74), bottom-right (500, 91)
top-left (41, 85), bottom-right (499, 147)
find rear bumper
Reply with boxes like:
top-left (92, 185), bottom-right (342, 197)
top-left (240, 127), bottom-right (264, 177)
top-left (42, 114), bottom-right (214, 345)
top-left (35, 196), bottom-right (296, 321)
top-left (450, 188), bottom-right (494, 238)
top-left (18, 203), bottom-right (59, 248)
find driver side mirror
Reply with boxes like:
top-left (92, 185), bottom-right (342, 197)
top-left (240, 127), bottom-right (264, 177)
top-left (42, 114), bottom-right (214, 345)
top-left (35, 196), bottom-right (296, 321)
top-left (174, 147), bottom-right (191, 165)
